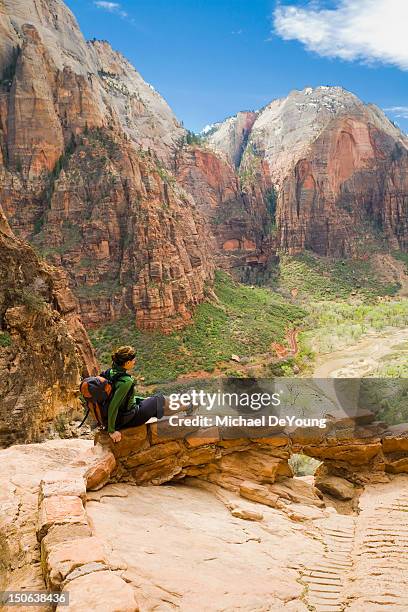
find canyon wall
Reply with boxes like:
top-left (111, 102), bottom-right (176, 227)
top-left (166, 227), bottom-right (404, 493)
top-left (175, 144), bottom-right (272, 271)
top-left (0, 0), bottom-right (407, 338)
top-left (29, 128), bottom-right (215, 330)
top-left (0, 2), bottom-right (215, 330)
top-left (207, 87), bottom-right (408, 258)
top-left (0, 205), bottom-right (98, 447)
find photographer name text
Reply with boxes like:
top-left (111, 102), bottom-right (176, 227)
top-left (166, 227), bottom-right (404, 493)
top-left (168, 415), bottom-right (327, 428)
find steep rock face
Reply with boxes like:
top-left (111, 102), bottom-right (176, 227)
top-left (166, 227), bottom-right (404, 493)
top-left (90, 40), bottom-right (185, 164)
top-left (203, 111), bottom-right (257, 167)
top-left (6, 24), bottom-right (64, 178)
top-left (278, 110), bottom-right (408, 255)
top-left (30, 128), bottom-right (214, 330)
top-left (0, 3), bottom-right (214, 331)
top-left (0, 0), bottom-right (184, 163)
top-left (0, 0), bottom-right (94, 73)
top-left (175, 144), bottom-right (271, 270)
top-left (0, 212), bottom-right (98, 447)
top-left (207, 87), bottom-right (408, 257)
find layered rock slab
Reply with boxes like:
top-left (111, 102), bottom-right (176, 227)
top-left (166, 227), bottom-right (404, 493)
top-left (86, 481), bottom-right (314, 611)
top-left (94, 423), bottom-right (294, 492)
top-left (33, 452), bottom-right (139, 610)
top-left (0, 439), bottom-right (92, 604)
top-left (93, 413), bottom-right (408, 500)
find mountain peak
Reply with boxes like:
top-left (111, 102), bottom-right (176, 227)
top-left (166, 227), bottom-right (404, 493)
top-left (206, 86), bottom-right (407, 175)
top-left (0, 0), bottom-right (93, 73)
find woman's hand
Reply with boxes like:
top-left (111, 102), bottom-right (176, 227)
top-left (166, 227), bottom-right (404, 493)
top-left (109, 431), bottom-right (122, 443)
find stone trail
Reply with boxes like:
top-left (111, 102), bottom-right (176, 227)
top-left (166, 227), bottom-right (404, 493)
top-left (343, 482), bottom-right (408, 611)
top-left (300, 515), bottom-right (356, 611)
top-left (299, 478), bottom-right (408, 611)
top-left (3, 431), bottom-right (408, 610)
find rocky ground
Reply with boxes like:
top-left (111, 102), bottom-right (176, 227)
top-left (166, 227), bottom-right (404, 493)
top-left (2, 434), bottom-right (408, 611)
top-left (86, 479), bottom-right (320, 611)
top-left (87, 474), bottom-right (408, 611)
top-left (0, 439), bottom-right (92, 608)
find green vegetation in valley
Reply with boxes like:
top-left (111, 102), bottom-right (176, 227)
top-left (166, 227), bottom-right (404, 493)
top-left (274, 252), bottom-right (400, 300)
top-left (89, 270), bottom-right (306, 384)
top-left (268, 250), bottom-right (408, 361)
top-left (303, 299), bottom-right (408, 355)
top-left (89, 250), bottom-right (408, 382)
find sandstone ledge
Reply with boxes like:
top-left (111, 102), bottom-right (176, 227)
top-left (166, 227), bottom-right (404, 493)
top-left (92, 416), bottom-right (408, 493)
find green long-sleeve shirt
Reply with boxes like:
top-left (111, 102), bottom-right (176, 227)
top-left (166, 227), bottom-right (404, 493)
top-left (107, 366), bottom-right (144, 433)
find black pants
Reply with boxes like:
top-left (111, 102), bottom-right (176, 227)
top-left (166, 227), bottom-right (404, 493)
top-left (116, 395), bottom-right (165, 430)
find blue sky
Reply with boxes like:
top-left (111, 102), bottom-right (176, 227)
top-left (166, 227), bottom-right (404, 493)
top-left (65, 0), bottom-right (408, 133)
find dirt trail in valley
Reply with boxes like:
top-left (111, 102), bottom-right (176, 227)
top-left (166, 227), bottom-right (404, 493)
top-left (313, 327), bottom-right (408, 378)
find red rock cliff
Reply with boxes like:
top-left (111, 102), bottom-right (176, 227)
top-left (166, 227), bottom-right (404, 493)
top-left (0, 6), bottom-right (214, 331)
top-left (0, 205), bottom-right (98, 447)
top-left (175, 145), bottom-right (271, 271)
top-left (29, 129), bottom-right (215, 330)
top-left (207, 87), bottom-right (408, 258)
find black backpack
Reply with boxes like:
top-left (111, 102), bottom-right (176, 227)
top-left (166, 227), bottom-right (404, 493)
top-left (78, 369), bottom-right (134, 428)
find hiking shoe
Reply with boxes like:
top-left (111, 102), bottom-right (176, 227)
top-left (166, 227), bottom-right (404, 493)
top-left (185, 402), bottom-right (197, 416)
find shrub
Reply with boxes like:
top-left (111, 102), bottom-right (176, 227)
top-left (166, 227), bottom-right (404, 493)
top-left (16, 289), bottom-right (47, 313)
top-left (289, 453), bottom-right (321, 476)
top-left (0, 332), bottom-right (12, 347)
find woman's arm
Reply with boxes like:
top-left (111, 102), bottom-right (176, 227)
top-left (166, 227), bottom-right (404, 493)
top-left (107, 378), bottom-right (134, 434)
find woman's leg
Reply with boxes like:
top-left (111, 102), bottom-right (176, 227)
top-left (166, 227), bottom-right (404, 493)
top-left (116, 395), bottom-right (192, 430)
top-left (162, 396), bottom-right (193, 416)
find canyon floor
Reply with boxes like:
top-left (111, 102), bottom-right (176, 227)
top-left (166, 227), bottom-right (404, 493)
top-left (2, 439), bottom-right (408, 611)
top-left (313, 326), bottom-right (408, 378)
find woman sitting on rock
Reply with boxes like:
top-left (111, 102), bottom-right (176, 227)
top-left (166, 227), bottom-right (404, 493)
top-left (106, 345), bottom-right (188, 443)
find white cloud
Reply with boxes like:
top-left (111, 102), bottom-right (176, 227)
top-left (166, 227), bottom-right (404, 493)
top-left (385, 106), bottom-right (408, 119)
top-left (273, 1), bottom-right (408, 70)
top-left (94, 1), bottom-right (128, 19)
